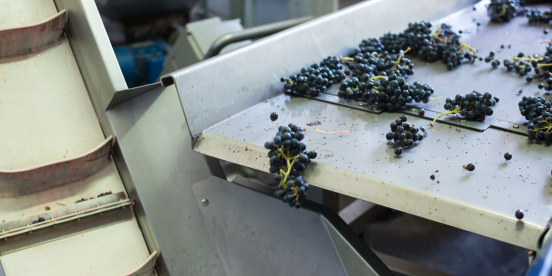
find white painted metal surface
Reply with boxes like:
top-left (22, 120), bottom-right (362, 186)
top-left (0, 0), bottom-right (153, 275)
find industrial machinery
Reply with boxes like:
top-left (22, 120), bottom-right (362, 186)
top-left (3, 0), bottom-right (552, 275)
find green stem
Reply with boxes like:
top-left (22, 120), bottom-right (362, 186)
top-left (430, 107), bottom-right (461, 126)
top-left (278, 149), bottom-right (296, 190)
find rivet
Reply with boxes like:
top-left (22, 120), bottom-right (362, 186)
top-left (202, 199), bottom-right (209, 206)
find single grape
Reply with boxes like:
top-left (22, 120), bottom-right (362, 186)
top-left (515, 209), bottom-right (524, 220)
top-left (394, 147), bottom-right (403, 156)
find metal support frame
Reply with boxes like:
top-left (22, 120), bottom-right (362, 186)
top-left (161, 0), bottom-right (552, 250)
top-left (204, 16), bottom-right (313, 59)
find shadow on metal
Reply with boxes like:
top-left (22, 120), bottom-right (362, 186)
top-left (230, 175), bottom-right (393, 276)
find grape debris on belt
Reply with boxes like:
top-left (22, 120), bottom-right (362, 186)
top-left (386, 115), bottom-right (426, 156)
top-left (270, 112), bottom-right (278, 121)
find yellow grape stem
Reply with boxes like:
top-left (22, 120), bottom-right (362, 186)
top-left (532, 120), bottom-right (552, 133)
top-left (458, 44), bottom-right (477, 54)
top-left (430, 107), bottom-right (461, 126)
top-left (339, 57), bottom-right (354, 62)
top-left (278, 148), bottom-right (296, 190)
top-left (394, 47), bottom-right (411, 69)
top-left (370, 76), bottom-right (388, 81)
top-left (494, 56), bottom-right (543, 62)
top-left (431, 26), bottom-right (442, 38)
top-left (496, 3), bottom-right (507, 17)
top-left (315, 129), bottom-right (351, 134)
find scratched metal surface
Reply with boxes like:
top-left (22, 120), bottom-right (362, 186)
top-left (196, 94), bottom-right (552, 249)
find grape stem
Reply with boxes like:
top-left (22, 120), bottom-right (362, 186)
top-left (370, 76), bottom-right (388, 81)
top-left (315, 129), bottom-right (351, 134)
top-left (431, 26), bottom-right (442, 38)
top-left (339, 57), bottom-right (354, 62)
top-left (277, 147), bottom-right (296, 190)
top-left (496, 3), bottom-right (507, 17)
top-left (430, 107), bottom-right (461, 126)
top-left (458, 38), bottom-right (477, 55)
top-left (532, 120), bottom-right (552, 134)
top-left (493, 56), bottom-right (543, 62)
top-left (457, 44), bottom-right (477, 55)
top-left (538, 63), bottom-right (552, 70)
top-left (393, 47), bottom-right (411, 70)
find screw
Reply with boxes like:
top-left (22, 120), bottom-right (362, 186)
top-left (202, 199), bottom-right (209, 206)
top-left (513, 124), bottom-right (519, 128)
top-left (461, 120), bottom-right (466, 123)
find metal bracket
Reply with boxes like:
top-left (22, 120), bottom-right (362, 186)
top-left (0, 192), bottom-right (130, 240)
top-left (106, 82), bottom-right (162, 110)
top-left (286, 91), bottom-right (384, 114)
top-left (490, 119), bottom-right (528, 136)
top-left (401, 106), bottom-right (490, 132)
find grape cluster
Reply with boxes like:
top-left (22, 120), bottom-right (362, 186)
top-left (337, 74), bottom-right (434, 110)
top-left (487, 0), bottom-right (552, 23)
top-left (519, 96), bottom-right (552, 142)
top-left (265, 123), bottom-right (317, 208)
top-left (527, 8), bottom-right (552, 23)
top-left (487, 0), bottom-right (522, 22)
top-left (380, 22), bottom-right (477, 69)
top-left (485, 46), bottom-right (552, 90)
top-left (279, 21), bottom-right (479, 111)
top-left (433, 91), bottom-right (498, 125)
top-left (342, 48), bottom-right (414, 79)
top-left (281, 58), bottom-right (346, 96)
top-left (446, 91), bottom-right (498, 119)
top-left (385, 115), bottom-right (426, 156)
